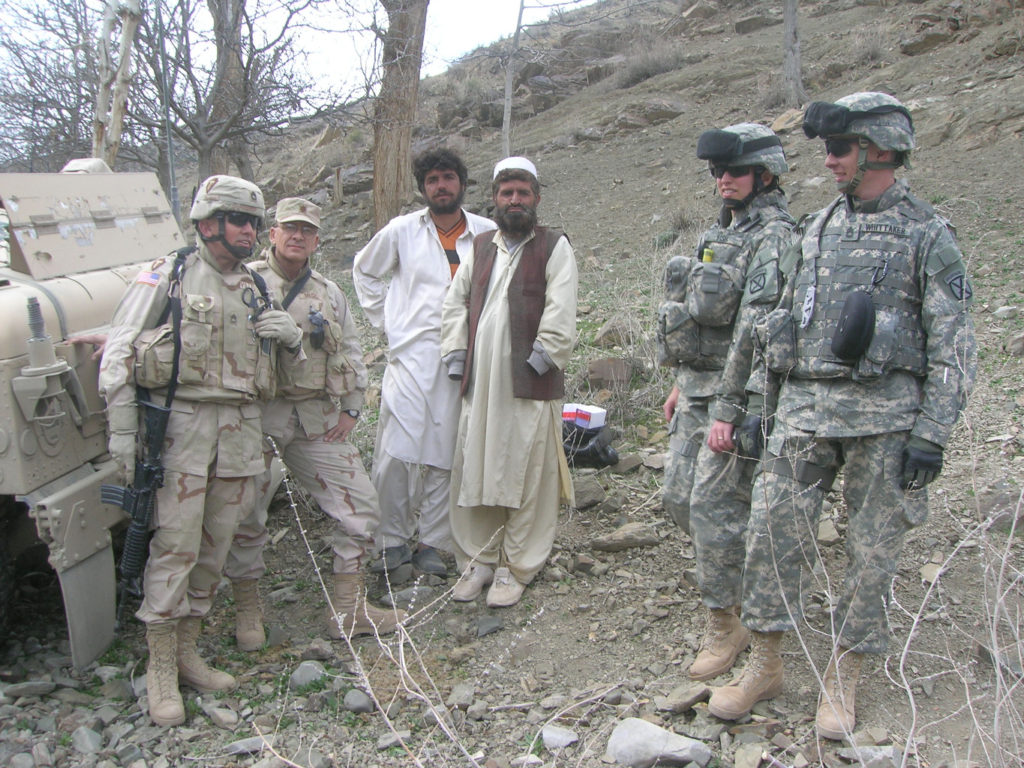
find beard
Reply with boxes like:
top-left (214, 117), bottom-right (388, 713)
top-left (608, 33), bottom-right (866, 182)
top-left (495, 204), bottom-right (537, 239)
top-left (427, 187), bottom-right (465, 216)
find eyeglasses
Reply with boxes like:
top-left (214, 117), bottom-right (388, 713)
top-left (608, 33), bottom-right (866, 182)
top-left (224, 212), bottom-right (261, 230)
top-left (709, 164), bottom-right (754, 179)
top-left (824, 137), bottom-right (857, 158)
top-left (281, 221), bottom-right (319, 237)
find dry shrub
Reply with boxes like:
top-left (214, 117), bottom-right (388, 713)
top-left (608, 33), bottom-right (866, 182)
top-left (757, 71), bottom-right (787, 111)
top-left (853, 25), bottom-right (888, 66)
top-left (616, 40), bottom-right (686, 89)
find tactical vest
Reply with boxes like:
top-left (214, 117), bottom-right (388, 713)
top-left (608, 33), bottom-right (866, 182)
top-left (251, 260), bottom-right (357, 400)
top-left (134, 249), bottom-right (272, 400)
top-left (658, 201), bottom-right (788, 371)
top-left (464, 226), bottom-right (565, 400)
top-left (789, 194), bottom-right (929, 380)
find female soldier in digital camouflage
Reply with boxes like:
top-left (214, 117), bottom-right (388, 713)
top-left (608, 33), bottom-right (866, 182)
top-left (658, 123), bottom-right (795, 682)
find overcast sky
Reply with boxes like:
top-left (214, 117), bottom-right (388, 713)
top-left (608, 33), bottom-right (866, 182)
top-left (420, 0), bottom-right (599, 76)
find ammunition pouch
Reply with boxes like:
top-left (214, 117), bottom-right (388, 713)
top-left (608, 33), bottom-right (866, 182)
top-left (657, 301), bottom-right (699, 367)
top-left (854, 309), bottom-right (897, 382)
top-left (133, 325), bottom-right (176, 389)
top-left (687, 261), bottom-right (744, 327)
top-left (664, 255), bottom-right (693, 302)
top-left (754, 308), bottom-right (797, 374)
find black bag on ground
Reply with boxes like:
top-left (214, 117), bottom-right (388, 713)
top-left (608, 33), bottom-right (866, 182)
top-left (562, 421), bottom-right (619, 468)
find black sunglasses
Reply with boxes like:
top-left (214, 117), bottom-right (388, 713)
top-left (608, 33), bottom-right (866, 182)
top-left (710, 164), bottom-right (754, 179)
top-left (224, 212), bottom-right (261, 229)
top-left (824, 138), bottom-right (857, 158)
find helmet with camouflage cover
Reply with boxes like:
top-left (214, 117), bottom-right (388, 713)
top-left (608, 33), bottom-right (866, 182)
top-left (190, 175), bottom-right (265, 260)
top-left (697, 122), bottom-right (789, 176)
top-left (697, 122), bottom-right (787, 209)
top-left (834, 92), bottom-right (914, 153)
top-left (803, 92), bottom-right (914, 194)
top-left (189, 174), bottom-right (265, 224)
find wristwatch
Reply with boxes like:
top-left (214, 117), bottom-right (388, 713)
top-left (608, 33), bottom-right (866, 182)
top-left (343, 409), bottom-right (360, 420)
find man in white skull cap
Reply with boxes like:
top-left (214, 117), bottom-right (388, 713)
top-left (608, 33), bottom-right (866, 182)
top-left (441, 156), bottom-right (578, 608)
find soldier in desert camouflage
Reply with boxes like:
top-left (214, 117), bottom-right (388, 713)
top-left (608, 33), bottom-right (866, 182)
top-left (707, 93), bottom-right (976, 739)
top-left (100, 176), bottom-right (305, 727)
top-left (225, 197), bottom-right (405, 647)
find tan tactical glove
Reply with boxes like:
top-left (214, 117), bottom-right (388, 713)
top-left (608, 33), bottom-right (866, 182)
top-left (254, 310), bottom-right (302, 350)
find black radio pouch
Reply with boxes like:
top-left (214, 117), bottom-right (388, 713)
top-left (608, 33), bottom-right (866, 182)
top-left (831, 290), bottom-right (876, 361)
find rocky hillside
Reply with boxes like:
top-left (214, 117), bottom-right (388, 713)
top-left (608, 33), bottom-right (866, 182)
top-left (2, 2), bottom-right (1023, 768)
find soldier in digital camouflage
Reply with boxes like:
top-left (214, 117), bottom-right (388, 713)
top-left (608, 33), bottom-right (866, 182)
top-left (707, 93), bottom-right (976, 739)
top-left (657, 123), bottom-right (795, 682)
top-left (100, 176), bottom-right (305, 727)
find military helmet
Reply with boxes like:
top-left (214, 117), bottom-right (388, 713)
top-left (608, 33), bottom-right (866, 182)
top-left (803, 92), bottom-right (914, 153)
top-left (696, 122), bottom-right (789, 176)
top-left (189, 175), bottom-right (265, 224)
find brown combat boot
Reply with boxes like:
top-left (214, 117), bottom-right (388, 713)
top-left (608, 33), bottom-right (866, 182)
top-left (816, 648), bottom-right (863, 740)
top-left (327, 573), bottom-right (407, 639)
top-left (689, 606), bottom-right (750, 681)
top-left (707, 630), bottom-right (784, 720)
top-left (176, 617), bottom-right (237, 692)
top-left (145, 621), bottom-right (185, 727)
top-left (232, 578), bottom-right (265, 651)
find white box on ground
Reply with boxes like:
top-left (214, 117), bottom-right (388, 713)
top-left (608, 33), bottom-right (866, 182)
top-left (575, 405), bottom-right (606, 429)
top-left (562, 403), bottom-right (582, 422)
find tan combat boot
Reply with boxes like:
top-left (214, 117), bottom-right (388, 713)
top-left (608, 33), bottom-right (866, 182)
top-left (689, 606), bottom-right (750, 681)
top-left (176, 616), bottom-right (237, 692)
top-left (816, 648), bottom-right (863, 740)
top-left (145, 621), bottom-right (185, 727)
top-left (232, 578), bottom-right (265, 651)
top-left (707, 630), bottom-right (784, 720)
top-left (326, 573), bottom-right (407, 639)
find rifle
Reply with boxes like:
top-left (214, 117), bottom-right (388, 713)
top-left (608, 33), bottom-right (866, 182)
top-left (101, 248), bottom-right (190, 628)
top-left (101, 398), bottom-right (173, 627)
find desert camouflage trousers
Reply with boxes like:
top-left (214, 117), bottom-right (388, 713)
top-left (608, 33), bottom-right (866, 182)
top-left (663, 394), bottom-right (711, 533)
top-left (690, 443), bottom-right (756, 609)
top-left (137, 471), bottom-right (254, 624)
top-left (225, 408), bottom-right (380, 578)
top-left (740, 426), bottom-right (928, 654)
top-left (136, 400), bottom-right (261, 624)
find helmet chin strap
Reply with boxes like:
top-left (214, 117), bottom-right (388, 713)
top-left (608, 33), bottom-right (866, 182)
top-left (198, 214), bottom-right (257, 260)
top-left (722, 171), bottom-right (774, 211)
top-left (839, 137), bottom-right (902, 195)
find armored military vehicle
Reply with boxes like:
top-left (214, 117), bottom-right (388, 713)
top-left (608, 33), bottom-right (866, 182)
top-left (0, 170), bottom-right (185, 668)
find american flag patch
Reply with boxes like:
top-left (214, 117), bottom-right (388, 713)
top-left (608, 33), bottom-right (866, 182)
top-left (136, 271), bottom-right (161, 286)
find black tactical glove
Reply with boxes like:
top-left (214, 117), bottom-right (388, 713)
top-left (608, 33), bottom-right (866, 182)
top-left (901, 436), bottom-right (943, 490)
top-left (737, 394), bottom-right (772, 460)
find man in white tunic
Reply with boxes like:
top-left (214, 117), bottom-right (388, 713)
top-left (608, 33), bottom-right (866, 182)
top-left (353, 150), bottom-right (493, 580)
top-left (441, 157), bottom-right (577, 608)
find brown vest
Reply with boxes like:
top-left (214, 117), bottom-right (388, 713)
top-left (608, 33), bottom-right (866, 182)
top-left (463, 226), bottom-right (566, 400)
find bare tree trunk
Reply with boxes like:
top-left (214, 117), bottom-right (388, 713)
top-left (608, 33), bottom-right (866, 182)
top-left (372, 0), bottom-right (430, 233)
top-left (208, 0), bottom-right (248, 177)
top-left (92, 0), bottom-right (142, 165)
top-left (501, 0), bottom-right (526, 158)
top-left (782, 0), bottom-right (807, 108)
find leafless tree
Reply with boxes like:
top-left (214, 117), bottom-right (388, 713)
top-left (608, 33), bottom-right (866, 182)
top-left (93, 0), bottom-right (142, 166)
top-left (782, 0), bottom-right (807, 108)
top-left (130, 0), bottom-right (359, 185)
top-left (0, 0), bottom-right (359, 188)
top-left (501, 0), bottom-right (527, 158)
top-left (370, 0), bottom-right (429, 232)
top-left (0, 1), bottom-right (102, 171)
